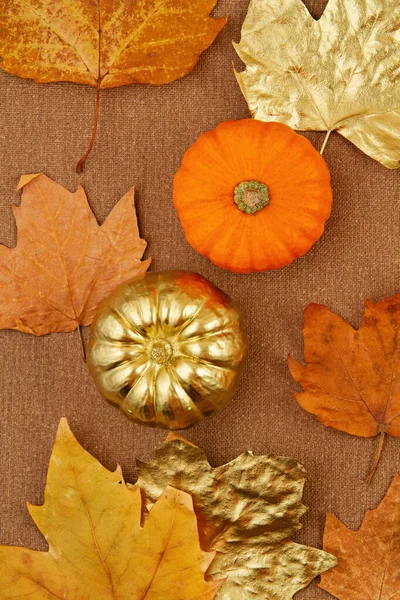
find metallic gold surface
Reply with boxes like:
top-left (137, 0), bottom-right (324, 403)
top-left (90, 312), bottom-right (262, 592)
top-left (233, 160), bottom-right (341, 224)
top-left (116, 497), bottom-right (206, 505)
top-left (136, 437), bottom-right (337, 599)
top-left (87, 271), bottom-right (247, 430)
top-left (234, 0), bottom-right (400, 169)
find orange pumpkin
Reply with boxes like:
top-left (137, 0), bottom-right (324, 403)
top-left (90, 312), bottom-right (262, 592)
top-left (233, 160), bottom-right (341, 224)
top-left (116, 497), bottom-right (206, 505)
top-left (173, 119), bottom-right (332, 273)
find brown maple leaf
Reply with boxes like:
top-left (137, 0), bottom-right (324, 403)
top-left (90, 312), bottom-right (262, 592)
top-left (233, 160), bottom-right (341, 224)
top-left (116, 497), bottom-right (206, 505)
top-left (320, 473), bottom-right (400, 599)
top-left (0, 173), bottom-right (150, 336)
top-left (0, 0), bottom-right (226, 171)
top-left (288, 295), bottom-right (400, 484)
top-left (0, 419), bottom-right (222, 599)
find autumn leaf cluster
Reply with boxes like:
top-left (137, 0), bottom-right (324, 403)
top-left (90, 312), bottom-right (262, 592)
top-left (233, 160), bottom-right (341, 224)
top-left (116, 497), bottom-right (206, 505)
top-left (0, 421), bottom-right (336, 600)
top-left (1, 421), bottom-right (399, 600)
top-left (0, 0), bottom-right (400, 598)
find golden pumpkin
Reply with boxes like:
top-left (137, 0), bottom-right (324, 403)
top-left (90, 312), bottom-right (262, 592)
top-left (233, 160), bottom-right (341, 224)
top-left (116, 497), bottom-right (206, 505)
top-left (87, 271), bottom-right (247, 429)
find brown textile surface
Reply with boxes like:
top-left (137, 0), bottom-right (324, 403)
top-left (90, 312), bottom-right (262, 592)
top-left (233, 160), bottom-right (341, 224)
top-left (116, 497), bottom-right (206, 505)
top-left (0, 1), bottom-right (399, 597)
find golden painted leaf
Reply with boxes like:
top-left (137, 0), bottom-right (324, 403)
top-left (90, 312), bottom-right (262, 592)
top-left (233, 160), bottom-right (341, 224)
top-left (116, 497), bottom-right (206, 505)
top-left (0, 173), bottom-right (150, 336)
top-left (234, 0), bottom-right (400, 168)
top-left (0, 419), bottom-right (222, 600)
top-left (320, 473), bottom-right (400, 599)
top-left (0, 0), bottom-right (226, 170)
top-left (136, 436), bottom-right (337, 599)
top-left (288, 295), bottom-right (400, 483)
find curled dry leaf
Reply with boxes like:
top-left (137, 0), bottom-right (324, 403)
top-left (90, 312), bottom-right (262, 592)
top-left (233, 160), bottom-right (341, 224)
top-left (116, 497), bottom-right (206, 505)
top-left (320, 473), bottom-right (400, 599)
top-left (288, 295), bottom-right (400, 484)
top-left (0, 419), bottom-right (222, 600)
top-left (0, 173), bottom-right (150, 336)
top-left (0, 0), bottom-right (226, 171)
top-left (136, 436), bottom-right (337, 599)
top-left (234, 0), bottom-right (400, 168)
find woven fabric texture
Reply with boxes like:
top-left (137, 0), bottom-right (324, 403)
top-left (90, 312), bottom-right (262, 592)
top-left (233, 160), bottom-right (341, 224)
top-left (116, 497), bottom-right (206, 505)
top-left (0, 1), bottom-right (399, 597)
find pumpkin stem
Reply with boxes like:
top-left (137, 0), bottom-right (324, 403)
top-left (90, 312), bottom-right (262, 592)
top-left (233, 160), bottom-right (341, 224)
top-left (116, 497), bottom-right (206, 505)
top-left (234, 180), bottom-right (269, 214)
top-left (149, 339), bottom-right (173, 364)
top-left (365, 427), bottom-right (386, 486)
top-left (320, 130), bottom-right (332, 155)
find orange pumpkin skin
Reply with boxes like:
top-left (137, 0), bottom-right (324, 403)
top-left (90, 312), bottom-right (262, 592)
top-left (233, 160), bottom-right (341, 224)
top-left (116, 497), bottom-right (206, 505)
top-left (173, 119), bottom-right (332, 273)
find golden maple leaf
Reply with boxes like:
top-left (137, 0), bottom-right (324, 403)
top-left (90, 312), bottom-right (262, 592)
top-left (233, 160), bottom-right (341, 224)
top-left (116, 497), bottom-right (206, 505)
top-left (0, 173), bottom-right (150, 336)
top-left (0, 419), bottom-right (222, 600)
top-left (288, 295), bottom-right (400, 484)
top-left (136, 436), bottom-right (337, 599)
top-left (320, 473), bottom-right (400, 599)
top-left (234, 0), bottom-right (400, 168)
top-left (0, 0), bottom-right (226, 170)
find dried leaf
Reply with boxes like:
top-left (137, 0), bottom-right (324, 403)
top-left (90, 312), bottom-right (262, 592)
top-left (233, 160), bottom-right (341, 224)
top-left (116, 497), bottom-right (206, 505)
top-left (0, 419), bottom-right (222, 600)
top-left (136, 436), bottom-right (337, 599)
top-left (288, 294), bottom-right (400, 483)
top-left (320, 473), bottom-right (400, 599)
top-left (0, 0), bottom-right (226, 170)
top-left (234, 0), bottom-right (400, 168)
top-left (0, 173), bottom-right (150, 336)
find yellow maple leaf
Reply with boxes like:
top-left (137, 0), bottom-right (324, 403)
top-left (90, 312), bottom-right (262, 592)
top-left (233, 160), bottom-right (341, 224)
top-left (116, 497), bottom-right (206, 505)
top-left (0, 419), bottom-right (222, 599)
top-left (0, 0), bottom-right (226, 170)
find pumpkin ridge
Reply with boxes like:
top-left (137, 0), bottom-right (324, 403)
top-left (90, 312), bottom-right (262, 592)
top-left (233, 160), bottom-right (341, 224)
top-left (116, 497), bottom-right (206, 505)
top-left (167, 367), bottom-right (204, 418)
top-left (170, 362), bottom-right (233, 413)
top-left (110, 306), bottom-right (149, 342)
top-left (181, 353), bottom-right (238, 370)
top-left (195, 216), bottom-right (255, 271)
top-left (172, 300), bottom-right (207, 338)
top-left (180, 142), bottom-right (238, 182)
top-left (176, 327), bottom-right (233, 343)
top-left (122, 361), bottom-right (156, 418)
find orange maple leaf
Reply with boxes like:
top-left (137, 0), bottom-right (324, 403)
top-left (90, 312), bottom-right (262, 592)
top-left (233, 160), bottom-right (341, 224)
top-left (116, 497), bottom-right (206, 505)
top-left (0, 173), bottom-right (150, 336)
top-left (320, 473), bottom-right (400, 599)
top-left (0, 0), bottom-right (226, 171)
top-left (288, 295), bottom-right (400, 484)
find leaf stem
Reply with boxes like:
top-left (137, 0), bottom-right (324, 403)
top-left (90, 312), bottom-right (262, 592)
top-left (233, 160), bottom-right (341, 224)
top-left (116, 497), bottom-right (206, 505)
top-left (76, 85), bottom-right (101, 174)
top-left (365, 428), bottom-right (386, 486)
top-left (77, 324), bottom-right (86, 362)
top-left (320, 130), bottom-right (332, 155)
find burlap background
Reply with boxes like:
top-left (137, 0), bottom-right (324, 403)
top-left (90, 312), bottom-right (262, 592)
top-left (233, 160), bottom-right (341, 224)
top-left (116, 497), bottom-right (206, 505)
top-left (0, 1), bottom-right (399, 597)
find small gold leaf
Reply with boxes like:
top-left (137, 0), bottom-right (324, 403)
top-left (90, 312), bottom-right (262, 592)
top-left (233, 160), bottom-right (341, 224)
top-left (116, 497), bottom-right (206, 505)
top-left (136, 436), bottom-right (337, 599)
